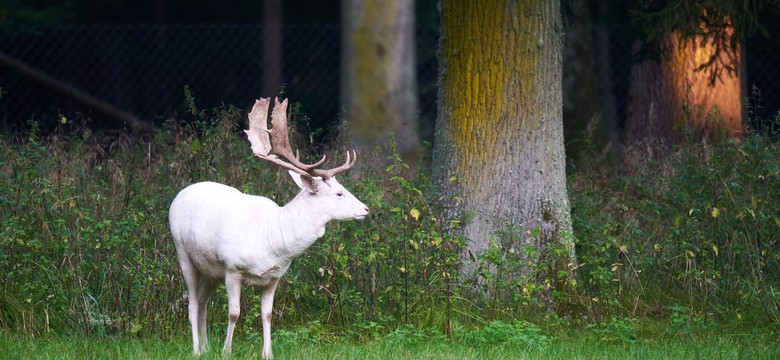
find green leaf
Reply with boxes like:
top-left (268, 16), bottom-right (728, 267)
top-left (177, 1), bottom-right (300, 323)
top-left (191, 138), bottom-right (202, 153)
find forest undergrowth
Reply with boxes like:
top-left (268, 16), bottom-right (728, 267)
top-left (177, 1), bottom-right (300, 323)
top-left (0, 105), bottom-right (777, 345)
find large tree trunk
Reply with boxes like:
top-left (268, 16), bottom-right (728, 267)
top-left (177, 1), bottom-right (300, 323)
top-left (432, 0), bottom-right (576, 303)
top-left (341, 0), bottom-right (420, 161)
top-left (626, 27), bottom-right (742, 155)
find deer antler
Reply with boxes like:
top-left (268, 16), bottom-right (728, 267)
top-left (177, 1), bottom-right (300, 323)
top-left (310, 149), bottom-right (358, 180)
top-left (245, 97), bottom-right (357, 181)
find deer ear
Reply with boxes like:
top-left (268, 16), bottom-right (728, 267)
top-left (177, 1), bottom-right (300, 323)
top-left (289, 170), bottom-right (319, 194)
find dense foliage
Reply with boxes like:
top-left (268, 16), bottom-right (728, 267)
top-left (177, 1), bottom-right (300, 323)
top-left (571, 130), bottom-right (779, 327)
top-left (0, 106), bottom-right (777, 342)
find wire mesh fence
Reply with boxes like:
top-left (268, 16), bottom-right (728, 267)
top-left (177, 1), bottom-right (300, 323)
top-left (0, 24), bottom-right (438, 134)
top-left (0, 24), bottom-right (439, 133)
top-left (1, 23), bottom-right (778, 135)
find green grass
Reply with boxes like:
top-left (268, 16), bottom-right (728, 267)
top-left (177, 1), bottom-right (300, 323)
top-left (1, 328), bottom-right (777, 360)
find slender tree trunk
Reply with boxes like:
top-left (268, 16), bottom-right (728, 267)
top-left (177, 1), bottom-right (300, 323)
top-left (261, 0), bottom-right (284, 96)
top-left (626, 26), bottom-right (742, 156)
top-left (432, 0), bottom-right (576, 304)
top-left (341, 0), bottom-right (420, 161)
top-left (591, 25), bottom-right (624, 162)
top-left (590, 1), bottom-right (629, 162)
top-left (562, 0), bottom-right (610, 163)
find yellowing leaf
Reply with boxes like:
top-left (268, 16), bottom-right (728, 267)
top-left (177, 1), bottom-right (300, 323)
top-left (410, 208), bottom-right (420, 221)
top-left (712, 245), bottom-right (719, 256)
top-left (337, 243), bottom-right (345, 252)
top-left (431, 236), bottom-right (442, 246)
top-left (711, 207), bottom-right (719, 218)
top-left (409, 240), bottom-right (419, 250)
top-left (399, 266), bottom-right (406, 273)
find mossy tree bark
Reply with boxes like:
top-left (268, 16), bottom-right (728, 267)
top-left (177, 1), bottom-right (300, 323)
top-left (432, 0), bottom-right (576, 304)
top-left (341, 0), bottom-right (420, 161)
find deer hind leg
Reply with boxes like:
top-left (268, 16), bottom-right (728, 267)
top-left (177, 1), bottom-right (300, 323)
top-left (177, 253), bottom-right (204, 355)
top-left (195, 277), bottom-right (216, 354)
top-left (223, 272), bottom-right (243, 354)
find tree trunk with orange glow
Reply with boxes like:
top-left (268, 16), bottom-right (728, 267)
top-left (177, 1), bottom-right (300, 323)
top-left (626, 29), bottom-right (742, 153)
top-left (432, 0), bottom-right (576, 300)
top-left (341, 0), bottom-right (420, 161)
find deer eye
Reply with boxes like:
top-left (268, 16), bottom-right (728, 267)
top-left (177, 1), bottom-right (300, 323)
top-left (336, 192), bottom-right (344, 197)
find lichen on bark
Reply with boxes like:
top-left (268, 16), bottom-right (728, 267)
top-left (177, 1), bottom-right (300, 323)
top-left (433, 0), bottom-right (576, 306)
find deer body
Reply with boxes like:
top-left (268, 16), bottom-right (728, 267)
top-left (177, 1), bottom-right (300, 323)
top-left (170, 181), bottom-right (303, 286)
top-left (170, 97), bottom-right (368, 359)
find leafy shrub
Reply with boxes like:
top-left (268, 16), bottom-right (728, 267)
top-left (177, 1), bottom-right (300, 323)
top-left (586, 317), bottom-right (637, 344)
top-left (0, 110), bottom-right (462, 338)
top-left (454, 320), bottom-right (550, 349)
top-left (666, 303), bottom-right (706, 337)
top-left (1, 101), bottom-right (777, 341)
top-left (570, 131), bottom-right (779, 327)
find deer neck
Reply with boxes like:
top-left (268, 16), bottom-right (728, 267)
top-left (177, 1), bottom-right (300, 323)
top-left (273, 194), bottom-right (330, 259)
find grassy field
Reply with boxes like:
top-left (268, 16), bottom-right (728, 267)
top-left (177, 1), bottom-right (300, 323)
top-left (2, 328), bottom-right (778, 360)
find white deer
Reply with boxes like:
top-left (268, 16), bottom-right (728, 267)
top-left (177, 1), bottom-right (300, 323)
top-left (169, 97), bottom-right (369, 359)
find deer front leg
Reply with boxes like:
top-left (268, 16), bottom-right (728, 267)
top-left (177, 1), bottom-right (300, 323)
top-left (261, 279), bottom-right (280, 359)
top-left (223, 272), bottom-right (243, 354)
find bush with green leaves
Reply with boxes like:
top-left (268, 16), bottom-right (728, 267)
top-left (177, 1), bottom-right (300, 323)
top-left (0, 109), bottom-right (463, 338)
top-left (570, 128), bottom-right (779, 328)
top-left (0, 102), bottom-right (778, 342)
